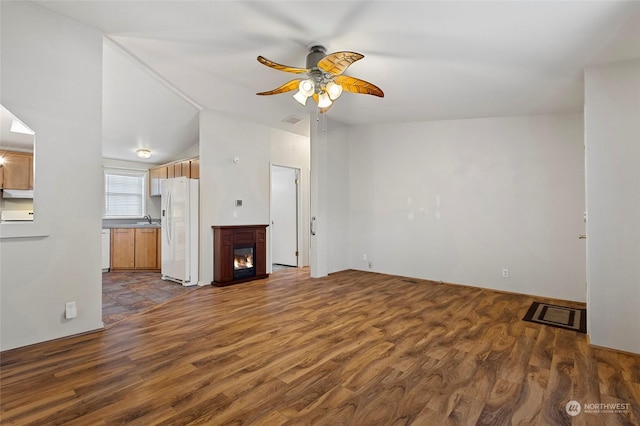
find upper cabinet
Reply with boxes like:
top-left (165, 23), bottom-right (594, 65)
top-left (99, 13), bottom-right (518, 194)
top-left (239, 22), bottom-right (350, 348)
top-left (149, 157), bottom-right (198, 197)
top-left (149, 165), bottom-right (167, 198)
top-left (0, 151), bottom-right (33, 190)
top-left (189, 158), bottom-right (199, 179)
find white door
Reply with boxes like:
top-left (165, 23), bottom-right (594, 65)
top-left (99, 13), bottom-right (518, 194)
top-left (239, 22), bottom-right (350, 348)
top-left (271, 165), bottom-right (299, 267)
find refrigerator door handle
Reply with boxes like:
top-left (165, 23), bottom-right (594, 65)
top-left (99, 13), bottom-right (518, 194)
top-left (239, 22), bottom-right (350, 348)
top-left (166, 192), bottom-right (172, 246)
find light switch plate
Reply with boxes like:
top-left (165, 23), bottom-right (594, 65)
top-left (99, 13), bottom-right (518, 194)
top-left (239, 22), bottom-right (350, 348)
top-left (65, 301), bottom-right (77, 319)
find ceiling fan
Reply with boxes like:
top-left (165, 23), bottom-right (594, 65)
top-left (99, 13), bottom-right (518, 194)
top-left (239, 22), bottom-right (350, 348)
top-left (256, 45), bottom-right (384, 112)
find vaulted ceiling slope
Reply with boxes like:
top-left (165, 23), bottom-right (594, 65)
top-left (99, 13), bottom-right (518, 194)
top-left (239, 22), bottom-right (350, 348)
top-left (33, 1), bottom-right (640, 159)
top-left (102, 39), bottom-right (200, 163)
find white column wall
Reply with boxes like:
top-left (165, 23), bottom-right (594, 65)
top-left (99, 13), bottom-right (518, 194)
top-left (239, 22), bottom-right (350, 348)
top-left (309, 115), bottom-right (328, 277)
top-left (325, 119), bottom-right (350, 274)
top-left (585, 59), bottom-right (640, 354)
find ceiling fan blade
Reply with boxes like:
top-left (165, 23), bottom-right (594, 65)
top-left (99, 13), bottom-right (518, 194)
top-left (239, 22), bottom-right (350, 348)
top-left (256, 79), bottom-right (301, 96)
top-left (334, 75), bottom-right (384, 97)
top-left (317, 51), bottom-right (364, 75)
top-left (257, 56), bottom-right (309, 74)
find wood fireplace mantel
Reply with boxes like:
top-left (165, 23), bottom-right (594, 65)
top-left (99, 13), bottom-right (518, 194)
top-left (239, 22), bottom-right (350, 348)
top-left (212, 225), bottom-right (269, 287)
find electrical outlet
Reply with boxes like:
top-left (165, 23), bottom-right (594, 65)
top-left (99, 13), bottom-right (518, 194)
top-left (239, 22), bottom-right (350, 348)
top-left (232, 211), bottom-right (238, 219)
top-left (502, 269), bottom-right (509, 278)
top-left (362, 254), bottom-right (367, 261)
top-left (65, 301), bottom-right (77, 319)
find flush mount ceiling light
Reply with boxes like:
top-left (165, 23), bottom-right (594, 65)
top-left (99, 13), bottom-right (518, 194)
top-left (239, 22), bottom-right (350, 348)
top-left (256, 45), bottom-right (384, 112)
top-left (136, 148), bottom-right (152, 159)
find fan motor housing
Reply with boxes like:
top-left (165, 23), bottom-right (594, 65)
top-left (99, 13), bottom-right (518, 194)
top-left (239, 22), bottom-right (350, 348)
top-left (306, 45), bottom-right (327, 69)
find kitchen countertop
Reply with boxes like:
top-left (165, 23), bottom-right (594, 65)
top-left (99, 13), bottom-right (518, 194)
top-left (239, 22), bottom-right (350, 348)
top-left (101, 223), bottom-right (161, 229)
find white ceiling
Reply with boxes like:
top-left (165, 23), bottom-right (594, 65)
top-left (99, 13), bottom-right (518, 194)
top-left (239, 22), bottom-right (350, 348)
top-left (32, 1), bottom-right (640, 163)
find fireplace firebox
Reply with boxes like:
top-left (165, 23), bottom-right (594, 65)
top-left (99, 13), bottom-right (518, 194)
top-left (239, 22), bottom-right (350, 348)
top-left (233, 244), bottom-right (255, 279)
top-left (212, 225), bottom-right (268, 286)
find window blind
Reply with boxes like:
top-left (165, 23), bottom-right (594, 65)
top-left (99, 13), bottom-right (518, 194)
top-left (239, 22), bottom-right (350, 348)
top-left (104, 169), bottom-right (146, 218)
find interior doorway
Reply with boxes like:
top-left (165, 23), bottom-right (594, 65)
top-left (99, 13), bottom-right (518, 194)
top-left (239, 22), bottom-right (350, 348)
top-left (270, 165), bottom-right (300, 268)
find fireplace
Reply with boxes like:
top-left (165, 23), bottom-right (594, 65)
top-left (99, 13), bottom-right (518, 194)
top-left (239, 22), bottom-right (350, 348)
top-left (233, 244), bottom-right (255, 279)
top-left (212, 225), bottom-right (268, 286)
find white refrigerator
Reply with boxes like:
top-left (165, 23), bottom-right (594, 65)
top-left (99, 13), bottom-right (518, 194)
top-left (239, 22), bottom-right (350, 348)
top-left (161, 177), bottom-right (199, 286)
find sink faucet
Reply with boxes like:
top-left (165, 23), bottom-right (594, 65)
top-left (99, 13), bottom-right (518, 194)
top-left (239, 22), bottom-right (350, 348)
top-left (143, 214), bottom-right (152, 224)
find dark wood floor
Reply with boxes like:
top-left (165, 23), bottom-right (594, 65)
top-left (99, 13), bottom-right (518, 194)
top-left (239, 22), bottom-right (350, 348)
top-left (2, 268), bottom-right (639, 425)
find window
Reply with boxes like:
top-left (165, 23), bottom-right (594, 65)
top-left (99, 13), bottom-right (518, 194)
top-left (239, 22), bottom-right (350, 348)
top-left (104, 168), bottom-right (146, 218)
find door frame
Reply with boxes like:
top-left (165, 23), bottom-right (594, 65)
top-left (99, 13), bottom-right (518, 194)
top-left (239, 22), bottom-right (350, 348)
top-left (269, 164), bottom-right (302, 271)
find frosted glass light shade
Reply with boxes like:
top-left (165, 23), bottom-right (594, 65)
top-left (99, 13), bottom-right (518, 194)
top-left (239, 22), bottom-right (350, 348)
top-left (326, 81), bottom-right (343, 100)
top-left (136, 149), bottom-right (152, 159)
top-left (317, 92), bottom-right (332, 108)
top-left (293, 91), bottom-right (309, 105)
top-left (298, 79), bottom-right (315, 96)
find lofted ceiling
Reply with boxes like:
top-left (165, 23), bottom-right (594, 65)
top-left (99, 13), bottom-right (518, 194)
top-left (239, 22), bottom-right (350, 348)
top-left (32, 1), bottom-right (640, 164)
top-left (0, 105), bottom-right (35, 152)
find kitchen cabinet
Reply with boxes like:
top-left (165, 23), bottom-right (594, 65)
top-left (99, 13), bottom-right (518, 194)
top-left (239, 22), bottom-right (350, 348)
top-left (134, 228), bottom-right (158, 269)
top-left (0, 151), bottom-right (33, 190)
top-left (110, 228), bottom-right (160, 271)
top-left (149, 166), bottom-right (167, 197)
top-left (111, 229), bottom-right (135, 269)
top-left (189, 158), bottom-right (199, 179)
top-left (177, 160), bottom-right (190, 178)
top-left (148, 157), bottom-right (199, 197)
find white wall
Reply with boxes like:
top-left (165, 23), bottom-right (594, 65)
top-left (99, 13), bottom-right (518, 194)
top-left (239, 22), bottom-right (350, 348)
top-left (326, 119), bottom-right (350, 274)
top-left (348, 114), bottom-right (586, 302)
top-left (585, 59), bottom-right (640, 354)
top-left (199, 110), bottom-right (271, 284)
top-left (0, 2), bottom-right (104, 350)
top-left (269, 128), bottom-right (310, 267)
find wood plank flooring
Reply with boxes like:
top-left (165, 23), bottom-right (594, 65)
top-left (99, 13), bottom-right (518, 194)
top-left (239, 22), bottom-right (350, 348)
top-left (2, 268), bottom-right (639, 425)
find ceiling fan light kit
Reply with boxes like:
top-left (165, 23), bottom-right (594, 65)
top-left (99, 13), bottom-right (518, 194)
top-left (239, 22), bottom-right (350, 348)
top-left (256, 45), bottom-right (383, 112)
top-left (326, 81), bottom-right (343, 100)
top-left (317, 92), bottom-right (332, 108)
top-left (293, 79), bottom-right (315, 105)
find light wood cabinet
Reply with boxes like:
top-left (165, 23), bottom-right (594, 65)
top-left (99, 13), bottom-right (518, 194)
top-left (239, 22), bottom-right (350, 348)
top-left (111, 228), bottom-right (160, 271)
top-left (149, 166), bottom-right (167, 197)
top-left (148, 157), bottom-right (199, 197)
top-left (190, 158), bottom-right (199, 179)
top-left (134, 228), bottom-right (158, 269)
top-left (157, 229), bottom-right (162, 269)
top-left (0, 151), bottom-right (33, 190)
top-left (111, 229), bottom-right (136, 269)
